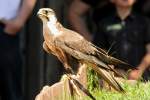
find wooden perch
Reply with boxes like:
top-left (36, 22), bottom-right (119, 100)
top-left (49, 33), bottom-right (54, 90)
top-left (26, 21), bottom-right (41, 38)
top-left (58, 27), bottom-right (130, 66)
top-left (35, 64), bottom-right (88, 100)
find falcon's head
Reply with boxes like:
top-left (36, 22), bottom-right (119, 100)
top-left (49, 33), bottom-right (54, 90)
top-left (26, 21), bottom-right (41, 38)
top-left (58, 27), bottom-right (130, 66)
top-left (37, 8), bottom-right (57, 24)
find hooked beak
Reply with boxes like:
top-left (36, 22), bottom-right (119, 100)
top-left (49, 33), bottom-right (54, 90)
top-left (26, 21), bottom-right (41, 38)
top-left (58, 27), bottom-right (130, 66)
top-left (37, 11), bottom-right (45, 17)
top-left (37, 11), bottom-right (49, 21)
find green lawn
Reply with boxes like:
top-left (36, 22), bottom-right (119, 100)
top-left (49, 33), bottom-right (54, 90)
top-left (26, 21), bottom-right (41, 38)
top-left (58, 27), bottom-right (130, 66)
top-left (61, 68), bottom-right (150, 100)
top-left (84, 68), bottom-right (150, 100)
top-left (85, 82), bottom-right (150, 100)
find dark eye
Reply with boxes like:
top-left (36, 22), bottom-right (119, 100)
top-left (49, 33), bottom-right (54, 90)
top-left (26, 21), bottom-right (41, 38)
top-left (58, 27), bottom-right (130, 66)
top-left (45, 10), bottom-right (48, 14)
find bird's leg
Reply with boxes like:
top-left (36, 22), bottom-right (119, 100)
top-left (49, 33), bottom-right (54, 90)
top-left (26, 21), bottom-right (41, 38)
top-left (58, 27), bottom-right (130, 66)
top-left (53, 47), bottom-right (75, 75)
top-left (43, 41), bottom-right (75, 75)
top-left (64, 63), bottom-right (75, 74)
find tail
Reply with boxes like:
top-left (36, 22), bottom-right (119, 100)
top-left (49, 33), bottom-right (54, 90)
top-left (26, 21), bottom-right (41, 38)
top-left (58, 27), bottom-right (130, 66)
top-left (107, 56), bottom-right (135, 70)
top-left (91, 57), bottom-right (126, 78)
top-left (90, 64), bottom-right (125, 92)
top-left (96, 50), bottom-right (135, 70)
top-left (92, 43), bottom-right (135, 70)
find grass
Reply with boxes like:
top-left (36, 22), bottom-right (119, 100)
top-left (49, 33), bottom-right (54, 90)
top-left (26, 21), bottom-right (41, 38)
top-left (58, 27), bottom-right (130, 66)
top-left (86, 68), bottom-right (150, 100)
top-left (59, 81), bottom-right (150, 100)
top-left (60, 68), bottom-right (150, 100)
top-left (84, 81), bottom-right (150, 100)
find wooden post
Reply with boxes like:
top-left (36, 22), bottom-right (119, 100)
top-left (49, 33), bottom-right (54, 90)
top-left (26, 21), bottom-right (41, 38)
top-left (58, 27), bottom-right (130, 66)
top-left (35, 64), bottom-right (88, 100)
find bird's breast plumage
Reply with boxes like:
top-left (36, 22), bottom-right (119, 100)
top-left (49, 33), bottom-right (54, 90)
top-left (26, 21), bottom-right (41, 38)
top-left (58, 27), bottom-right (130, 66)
top-left (47, 21), bottom-right (62, 36)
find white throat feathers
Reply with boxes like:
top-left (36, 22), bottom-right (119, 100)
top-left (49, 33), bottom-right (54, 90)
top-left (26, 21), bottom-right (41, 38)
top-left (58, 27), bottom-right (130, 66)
top-left (47, 15), bottom-right (62, 36)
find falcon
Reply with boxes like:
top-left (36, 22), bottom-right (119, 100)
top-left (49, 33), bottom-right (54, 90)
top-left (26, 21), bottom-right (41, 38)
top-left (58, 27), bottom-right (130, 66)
top-left (37, 8), bottom-right (133, 97)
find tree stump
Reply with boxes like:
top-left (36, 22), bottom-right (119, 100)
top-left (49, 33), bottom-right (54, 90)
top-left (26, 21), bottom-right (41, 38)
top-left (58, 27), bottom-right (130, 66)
top-left (35, 64), bottom-right (88, 100)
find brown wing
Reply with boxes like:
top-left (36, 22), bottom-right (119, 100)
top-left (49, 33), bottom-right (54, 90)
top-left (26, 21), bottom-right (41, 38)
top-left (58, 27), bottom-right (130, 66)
top-left (56, 28), bottom-right (97, 55)
top-left (56, 28), bottom-right (134, 69)
top-left (54, 40), bottom-right (124, 92)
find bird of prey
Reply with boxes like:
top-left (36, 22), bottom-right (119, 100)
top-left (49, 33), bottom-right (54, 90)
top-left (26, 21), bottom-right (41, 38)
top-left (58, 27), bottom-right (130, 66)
top-left (37, 8), bottom-right (133, 98)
